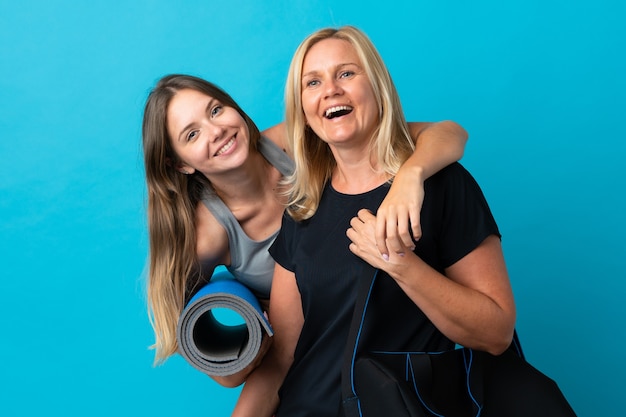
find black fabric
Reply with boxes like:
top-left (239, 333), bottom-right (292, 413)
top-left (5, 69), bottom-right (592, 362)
top-left (271, 182), bottom-right (389, 417)
top-left (343, 343), bottom-right (578, 417)
top-left (341, 268), bottom-right (578, 417)
top-left (269, 163), bottom-right (502, 417)
top-left (340, 201), bottom-right (577, 417)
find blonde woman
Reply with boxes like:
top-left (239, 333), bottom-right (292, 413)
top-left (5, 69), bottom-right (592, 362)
top-left (142, 74), bottom-right (468, 388)
top-left (233, 26), bottom-right (515, 416)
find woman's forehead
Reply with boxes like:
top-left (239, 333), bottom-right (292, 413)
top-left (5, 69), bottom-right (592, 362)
top-left (303, 38), bottom-right (360, 71)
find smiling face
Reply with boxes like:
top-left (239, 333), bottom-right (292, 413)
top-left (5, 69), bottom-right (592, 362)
top-left (166, 88), bottom-right (250, 176)
top-left (300, 38), bottom-right (380, 149)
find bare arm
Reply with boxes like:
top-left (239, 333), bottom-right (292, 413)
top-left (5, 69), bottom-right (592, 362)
top-left (262, 120), bottom-right (466, 176)
top-left (231, 263), bottom-right (304, 417)
top-left (261, 122), bottom-right (289, 153)
top-left (195, 203), bottom-right (262, 388)
top-left (376, 121), bottom-right (468, 258)
top-left (348, 209), bottom-right (515, 355)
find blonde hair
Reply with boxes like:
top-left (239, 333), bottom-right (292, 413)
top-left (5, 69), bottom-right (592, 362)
top-left (284, 26), bottom-right (414, 220)
top-left (142, 74), bottom-right (260, 364)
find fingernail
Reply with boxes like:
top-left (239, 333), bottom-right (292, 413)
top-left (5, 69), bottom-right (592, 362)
top-left (382, 254), bottom-right (389, 262)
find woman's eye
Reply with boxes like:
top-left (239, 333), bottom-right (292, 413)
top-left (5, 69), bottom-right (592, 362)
top-left (305, 79), bottom-right (320, 88)
top-left (187, 130), bottom-right (198, 141)
top-left (210, 105), bottom-right (223, 117)
top-left (339, 70), bottom-right (354, 79)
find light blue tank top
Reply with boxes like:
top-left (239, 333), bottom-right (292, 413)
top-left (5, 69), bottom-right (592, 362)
top-left (200, 137), bottom-right (294, 299)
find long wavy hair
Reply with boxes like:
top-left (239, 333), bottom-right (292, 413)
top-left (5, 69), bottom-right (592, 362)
top-left (284, 26), bottom-right (414, 220)
top-left (142, 74), bottom-right (260, 364)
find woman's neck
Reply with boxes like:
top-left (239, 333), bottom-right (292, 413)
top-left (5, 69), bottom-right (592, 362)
top-left (206, 149), bottom-right (285, 241)
top-left (208, 150), bottom-right (275, 205)
top-left (330, 145), bottom-right (389, 194)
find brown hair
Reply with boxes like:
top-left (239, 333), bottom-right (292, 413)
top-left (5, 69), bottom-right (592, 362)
top-left (142, 74), bottom-right (260, 364)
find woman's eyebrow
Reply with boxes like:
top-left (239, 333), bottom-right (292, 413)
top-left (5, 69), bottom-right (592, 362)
top-left (302, 62), bottom-right (359, 79)
top-left (177, 98), bottom-right (217, 141)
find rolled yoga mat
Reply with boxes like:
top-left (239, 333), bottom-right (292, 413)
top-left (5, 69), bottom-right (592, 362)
top-left (176, 269), bottom-right (273, 376)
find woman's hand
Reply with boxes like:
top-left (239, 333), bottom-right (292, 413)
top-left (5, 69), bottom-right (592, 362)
top-left (375, 167), bottom-right (424, 259)
top-left (375, 120), bottom-right (467, 259)
top-left (349, 209), bottom-right (414, 269)
top-left (349, 209), bottom-right (516, 354)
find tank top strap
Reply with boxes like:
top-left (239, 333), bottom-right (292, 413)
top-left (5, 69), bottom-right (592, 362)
top-left (257, 136), bottom-right (294, 176)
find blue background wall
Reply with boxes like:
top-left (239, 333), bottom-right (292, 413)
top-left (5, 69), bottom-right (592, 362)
top-left (1, 1), bottom-right (624, 415)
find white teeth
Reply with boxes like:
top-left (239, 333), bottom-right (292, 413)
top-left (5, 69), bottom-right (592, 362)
top-left (215, 138), bottom-right (234, 156)
top-left (325, 105), bottom-right (351, 118)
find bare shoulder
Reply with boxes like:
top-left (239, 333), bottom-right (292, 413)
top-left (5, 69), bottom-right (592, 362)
top-left (195, 202), bottom-right (229, 264)
top-left (261, 122), bottom-right (288, 153)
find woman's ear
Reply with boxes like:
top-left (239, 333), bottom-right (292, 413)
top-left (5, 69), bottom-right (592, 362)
top-left (176, 163), bottom-right (196, 175)
top-left (166, 156), bottom-right (195, 175)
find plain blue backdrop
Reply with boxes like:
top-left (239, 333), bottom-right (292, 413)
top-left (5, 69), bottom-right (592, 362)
top-left (1, 1), bottom-right (624, 415)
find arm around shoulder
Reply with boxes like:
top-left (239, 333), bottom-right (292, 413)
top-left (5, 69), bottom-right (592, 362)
top-left (376, 120), bottom-right (469, 256)
top-left (407, 120), bottom-right (468, 179)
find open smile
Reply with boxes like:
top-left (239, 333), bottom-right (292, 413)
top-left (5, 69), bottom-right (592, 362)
top-left (215, 137), bottom-right (235, 156)
top-left (324, 105), bottom-right (353, 119)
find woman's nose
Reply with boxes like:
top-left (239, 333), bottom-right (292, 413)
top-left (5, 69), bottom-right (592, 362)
top-left (323, 78), bottom-right (342, 98)
top-left (207, 122), bottom-right (225, 143)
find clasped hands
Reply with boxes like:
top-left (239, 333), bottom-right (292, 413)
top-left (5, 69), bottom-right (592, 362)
top-left (347, 208), bottom-right (418, 271)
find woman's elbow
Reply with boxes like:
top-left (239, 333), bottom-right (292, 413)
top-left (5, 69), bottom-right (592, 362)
top-left (441, 120), bottom-right (469, 144)
top-left (445, 121), bottom-right (469, 159)
top-left (485, 322), bottom-right (516, 356)
top-left (487, 337), bottom-right (513, 356)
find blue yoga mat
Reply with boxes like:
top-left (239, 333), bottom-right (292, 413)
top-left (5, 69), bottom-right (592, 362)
top-left (176, 269), bottom-right (273, 376)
